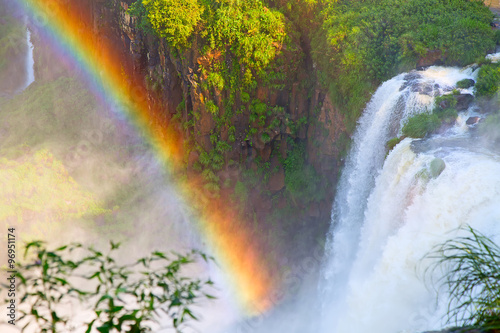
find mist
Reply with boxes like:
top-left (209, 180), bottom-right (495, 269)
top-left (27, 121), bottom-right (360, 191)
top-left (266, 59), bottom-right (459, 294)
top-left (0, 8), bottom-right (244, 333)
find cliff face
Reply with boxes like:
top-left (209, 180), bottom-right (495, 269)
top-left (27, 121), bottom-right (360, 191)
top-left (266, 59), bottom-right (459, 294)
top-left (29, 0), bottom-right (349, 259)
top-left (117, 0), bottom-right (347, 219)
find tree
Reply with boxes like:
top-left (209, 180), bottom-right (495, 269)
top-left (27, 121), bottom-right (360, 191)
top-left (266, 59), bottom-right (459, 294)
top-left (142, 0), bottom-right (204, 48)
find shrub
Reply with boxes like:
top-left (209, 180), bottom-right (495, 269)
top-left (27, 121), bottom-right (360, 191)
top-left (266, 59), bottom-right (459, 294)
top-left (1, 241), bottom-right (214, 333)
top-left (426, 226), bottom-right (500, 331)
top-left (439, 108), bottom-right (458, 125)
top-left (402, 113), bottom-right (440, 138)
top-left (434, 94), bottom-right (457, 111)
top-left (433, 95), bottom-right (458, 124)
top-left (456, 79), bottom-right (475, 89)
top-left (475, 63), bottom-right (500, 97)
top-left (206, 100), bottom-right (219, 115)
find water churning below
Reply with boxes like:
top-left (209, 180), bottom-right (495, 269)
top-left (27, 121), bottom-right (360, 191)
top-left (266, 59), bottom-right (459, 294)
top-left (319, 66), bottom-right (500, 333)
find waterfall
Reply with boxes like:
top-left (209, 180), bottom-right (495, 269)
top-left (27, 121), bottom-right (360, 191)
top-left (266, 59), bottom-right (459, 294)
top-left (24, 25), bottom-right (35, 89)
top-left (319, 66), bottom-right (500, 333)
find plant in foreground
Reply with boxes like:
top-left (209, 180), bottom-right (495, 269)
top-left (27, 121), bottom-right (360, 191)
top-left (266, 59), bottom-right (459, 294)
top-left (426, 226), bottom-right (500, 331)
top-left (1, 241), bottom-right (214, 333)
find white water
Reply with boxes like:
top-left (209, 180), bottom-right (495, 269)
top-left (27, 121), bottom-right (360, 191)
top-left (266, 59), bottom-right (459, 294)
top-left (20, 27), bottom-right (35, 91)
top-left (24, 26), bottom-right (35, 89)
top-left (319, 66), bottom-right (500, 333)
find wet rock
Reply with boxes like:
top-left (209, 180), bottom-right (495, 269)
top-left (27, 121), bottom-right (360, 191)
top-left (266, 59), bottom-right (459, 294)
top-left (410, 82), bottom-right (434, 96)
top-left (417, 50), bottom-right (445, 69)
top-left (260, 143), bottom-right (272, 161)
top-left (454, 94), bottom-right (474, 111)
top-left (429, 158), bottom-right (446, 178)
top-left (466, 116), bottom-right (480, 125)
top-left (400, 72), bottom-right (421, 91)
top-left (420, 83), bottom-right (434, 96)
top-left (404, 72), bottom-right (421, 81)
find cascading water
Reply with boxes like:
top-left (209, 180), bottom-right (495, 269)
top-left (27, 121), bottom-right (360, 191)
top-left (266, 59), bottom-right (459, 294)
top-left (23, 25), bottom-right (35, 90)
top-left (319, 65), bottom-right (500, 333)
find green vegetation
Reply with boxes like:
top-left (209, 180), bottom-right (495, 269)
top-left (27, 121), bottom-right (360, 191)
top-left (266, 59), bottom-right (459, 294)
top-left (475, 63), bottom-right (500, 97)
top-left (134, 0), bottom-right (285, 83)
top-left (1, 241), bottom-right (213, 333)
top-left (401, 91), bottom-right (469, 139)
top-left (128, 0), bottom-right (497, 223)
top-left (284, 140), bottom-right (325, 204)
top-left (426, 226), bottom-right (500, 331)
top-left (130, 0), bottom-right (291, 197)
top-left (315, 0), bottom-right (495, 123)
top-left (402, 113), bottom-right (440, 138)
top-left (386, 137), bottom-right (403, 152)
top-left (433, 94), bottom-right (459, 124)
top-left (456, 78), bottom-right (475, 89)
top-left (142, 0), bottom-right (203, 48)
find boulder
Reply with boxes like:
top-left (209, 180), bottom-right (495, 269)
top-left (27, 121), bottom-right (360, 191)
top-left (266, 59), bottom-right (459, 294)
top-left (417, 50), bottom-right (445, 69)
top-left (429, 158), bottom-right (446, 178)
top-left (400, 72), bottom-right (421, 91)
top-left (454, 94), bottom-right (474, 111)
top-left (466, 116), bottom-right (480, 125)
top-left (411, 83), bottom-right (433, 95)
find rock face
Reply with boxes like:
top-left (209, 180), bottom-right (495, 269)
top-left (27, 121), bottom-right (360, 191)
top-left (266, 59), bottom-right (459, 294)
top-left (110, 0), bottom-right (347, 223)
top-left (28, 0), bottom-right (349, 253)
top-left (417, 49), bottom-right (445, 69)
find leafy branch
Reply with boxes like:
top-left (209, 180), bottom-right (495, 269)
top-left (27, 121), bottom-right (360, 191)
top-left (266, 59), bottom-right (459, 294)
top-left (1, 241), bottom-right (215, 333)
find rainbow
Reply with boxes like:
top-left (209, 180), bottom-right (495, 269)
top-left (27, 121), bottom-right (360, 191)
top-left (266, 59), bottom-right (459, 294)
top-left (16, 0), bottom-right (278, 315)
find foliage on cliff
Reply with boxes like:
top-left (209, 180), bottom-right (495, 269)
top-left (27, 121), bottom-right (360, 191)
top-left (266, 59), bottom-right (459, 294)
top-left (135, 0), bottom-right (286, 84)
